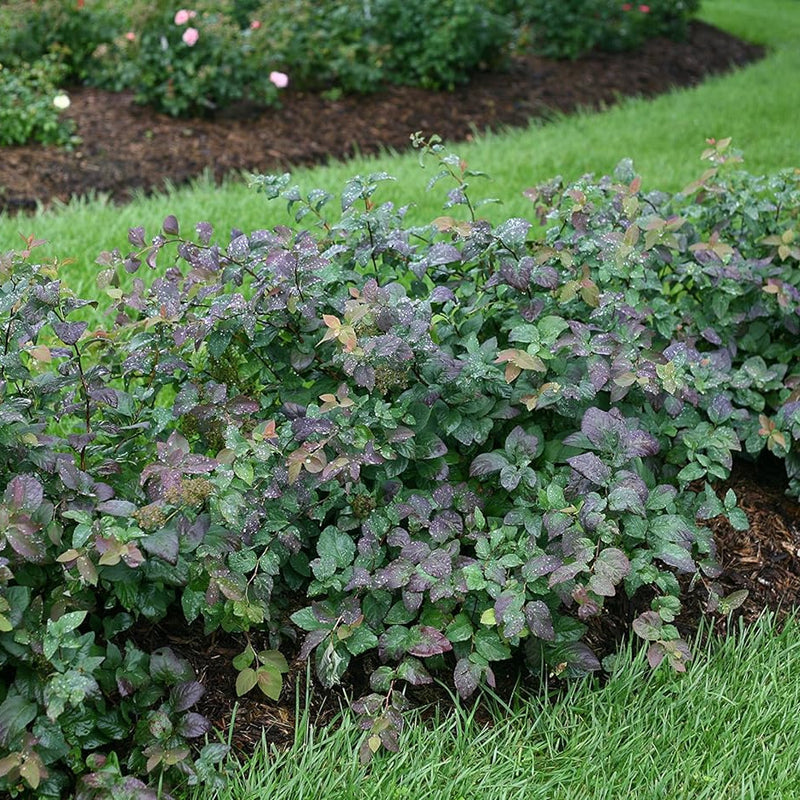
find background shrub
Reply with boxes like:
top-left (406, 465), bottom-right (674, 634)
top-left (93, 1), bottom-right (284, 116)
top-left (0, 0), bottom-right (120, 83)
top-left (0, 55), bottom-right (75, 147)
top-left (0, 0), bottom-right (701, 122)
top-left (518, 0), bottom-right (701, 59)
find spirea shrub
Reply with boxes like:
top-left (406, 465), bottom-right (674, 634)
top-left (1, 137), bottom-right (799, 795)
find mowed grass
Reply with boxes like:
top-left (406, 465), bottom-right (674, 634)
top-left (183, 615), bottom-right (800, 800)
top-left (1, 0), bottom-right (798, 304)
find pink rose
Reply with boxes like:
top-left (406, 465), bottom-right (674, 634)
top-left (638, 3), bottom-right (650, 11)
top-left (125, 31), bottom-right (136, 41)
top-left (174, 9), bottom-right (196, 25)
top-left (250, 19), bottom-right (261, 30)
top-left (621, 3), bottom-right (632, 9)
top-left (269, 71), bottom-right (289, 89)
top-left (182, 26), bottom-right (199, 46)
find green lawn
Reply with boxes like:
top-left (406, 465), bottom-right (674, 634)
top-left (186, 615), bottom-right (800, 800)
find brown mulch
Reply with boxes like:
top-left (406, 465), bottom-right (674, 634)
top-left (0, 19), bottom-right (764, 215)
top-left (5, 17), bottom-right (799, 761)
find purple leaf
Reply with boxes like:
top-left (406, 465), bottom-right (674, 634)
top-left (150, 647), bottom-right (195, 684)
top-left (396, 657), bottom-right (433, 686)
top-left (566, 452), bottom-right (611, 486)
top-left (176, 712), bottom-right (210, 738)
top-left (5, 475), bottom-right (43, 513)
top-left (647, 642), bottom-right (666, 669)
top-left (97, 500), bottom-right (137, 517)
top-left (594, 547), bottom-right (630, 584)
top-left (171, 681), bottom-right (205, 712)
top-left (142, 529), bottom-right (180, 564)
top-left (532, 264), bottom-right (559, 289)
top-left (504, 426), bottom-right (539, 458)
top-left (453, 657), bottom-right (481, 699)
top-left (430, 286), bottom-right (456, 303)
top-left (469, 452), bottom-right (509, 478)
top-left (162, 215), bottom-right (180, 235)
top-left (421, 549), bottom-right (452, 579)
top-left (408, 626), bottom-right (452, 658)
top-left (632, 611), bottom-right (663, 641)
top-left (429, 511), bottom-right (462, 542)
top-left (196, 221), bottom-right (213, 245)
top-left (424, 243), bottom-right (462, 267)
top-left (128, 226), bottom-right (146, 247)
top-left (52, 320), bottom-right (87, 346)
top-left (623, 428), bottom-right (660, 458)
top-left (300, 630), bottom-right (329, 660)
top-left (560, 642), bottom-right (600, 674)
top-left (6, 521), bottom-right (47, 563)
top-left (547, 562), bottom-right (585, 587)
top-left (522, 555), bottom-right (562, 581)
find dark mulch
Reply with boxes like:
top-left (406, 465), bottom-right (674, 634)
top-left (0, 20), bottom-right (763, 215)
top-left (4, 16), bottom-right (797, 762)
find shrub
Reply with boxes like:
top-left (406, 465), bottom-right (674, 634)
top-left (1, 139), bottom-right (798, 794)
top-left (93, 2), bottom-right (285, 116)
top-left (518, 0), bottom-right (701, 60)
top-left (360, 0), bottom-right (514, 90)
top-left (0, 0), bottom-right (121, 83)
top-left (220, 0), bottom-right (514, 96)
top-left (0, 55), bottom-right (76, 147)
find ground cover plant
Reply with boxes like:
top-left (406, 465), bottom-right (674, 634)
top-left (1, 129), bottom-right (798, 796)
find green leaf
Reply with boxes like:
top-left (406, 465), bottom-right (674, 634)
top-left (473, 628), bottom-right (511, 662)
top-left (290, 606), bottom-right (331, 632)
top-left (317, 526), bottom-right (356, 570)
top-left (256, 666), bottom-right (283, 700)
top-left (258, 650), bottom-right (289, 673)
top-left (677, 462), bottom-right (706, 482)
top-left (235, 667), bottom-right (258, 696)
top-left (0, 694), bottom-right (37, 746)
top-left (343, 626), bottom-right (379, 656)
top-left (232, 646), bottom-right (256, 671)
top-left (727, 507), bottom-right (749, 531)
top-left (446, 613), bottom-right (473, 643)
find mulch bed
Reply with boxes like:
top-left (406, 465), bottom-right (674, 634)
top-left (4, 17), bottom-right (798, 759)
top-left (1, 20), bottom-right (763, 214)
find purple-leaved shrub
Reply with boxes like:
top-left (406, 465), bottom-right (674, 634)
top-left (0, 136), bottom-right (798, 794)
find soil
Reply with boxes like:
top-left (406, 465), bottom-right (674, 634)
top-left (0, 20), bottom-right (764, 215)
top-left (4, 16), bottom-right (796, 767)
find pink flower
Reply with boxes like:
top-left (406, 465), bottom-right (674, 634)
top-left (621, 3), bottom-right (632, 9)
top-left (182, 26), bottom-right (199, 46)
top-left (174, 9), bottom-right (196, 25)
top-left (250, 19), bottom-right (261, 30)
top-left (125, 31), bottom-right (136, 41)
top-left (269, 71), bottom-right (289, 89)
top-left (638, 3), bottom-right (650, 11)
